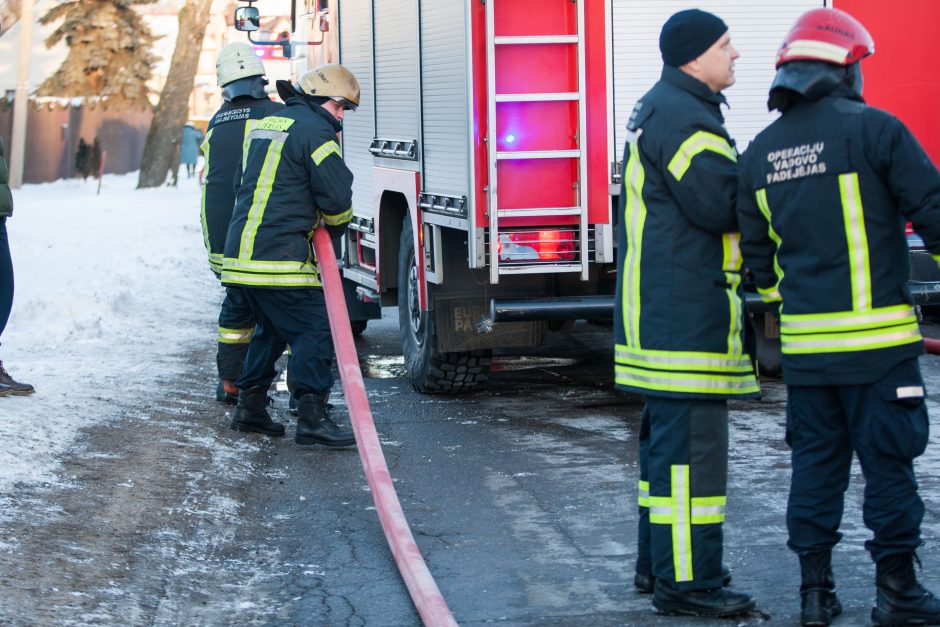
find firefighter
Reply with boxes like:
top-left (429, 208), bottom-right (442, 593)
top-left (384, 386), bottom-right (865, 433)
top-left (202, 42), bottom-right (283, 405)
top-left (736, 8), bottom-right (940, 626)
top-left (614, 9), bottom-right (758, 618)
top-left (221, 64), bottom-right (358, 447)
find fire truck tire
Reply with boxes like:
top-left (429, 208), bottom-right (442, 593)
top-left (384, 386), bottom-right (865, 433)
top-left (350, 319), bottom-right (367, 336)
top-left (397, 217), bottom-right (491, 393)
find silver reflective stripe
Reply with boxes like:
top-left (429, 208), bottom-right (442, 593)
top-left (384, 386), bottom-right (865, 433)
top-left (248, 129), bottom-right (290, 143)
top-left (783, 328), bottom-right (920, 350)
top-left (691, 504), bottom-right (724, 517)
top-left (782, 307), bottom-right (915, 331)
top-left (615, 347), bottom-right (753, 371)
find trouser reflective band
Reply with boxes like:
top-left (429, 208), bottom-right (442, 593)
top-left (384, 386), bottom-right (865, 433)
top-left (638, 479), bottom-right (650, 508)
top-left (649, 465), bottom-right (727, 582)
top-left (218, 326), bottom-right (254, 344)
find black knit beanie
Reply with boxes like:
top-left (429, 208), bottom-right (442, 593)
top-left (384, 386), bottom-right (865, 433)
top-left (659, 9), bottom-right (728, 67)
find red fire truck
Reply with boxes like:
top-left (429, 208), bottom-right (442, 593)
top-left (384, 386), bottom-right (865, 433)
top-left (236, 0), bottom-right (940, 390)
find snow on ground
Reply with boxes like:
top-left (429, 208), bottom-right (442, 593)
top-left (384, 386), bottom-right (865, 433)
top-left (0, 172), bottom-right (217, 499)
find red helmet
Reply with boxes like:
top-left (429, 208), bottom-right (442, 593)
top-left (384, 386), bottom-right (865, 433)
top-left (775, 8), bottom-right (874, 68)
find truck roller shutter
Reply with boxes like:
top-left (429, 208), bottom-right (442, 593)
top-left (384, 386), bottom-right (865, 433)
top-left (420, 0), bottom-right (470, 197)
top-left (611, 0), bottom-right (827, 156)
top-left (374, 0), bottom-right (421, 154)
top-left (339, 1), bottom-right (375, 216)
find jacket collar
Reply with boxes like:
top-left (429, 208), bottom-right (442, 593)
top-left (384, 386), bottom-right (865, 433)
top-left (286, 95), bottom-right (343, 133)
top-left (661, 65), bottom-right (728, 108)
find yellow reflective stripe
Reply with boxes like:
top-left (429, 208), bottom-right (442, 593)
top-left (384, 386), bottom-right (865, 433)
top-left (312, 140), bottom-right (342, 166)
top-left (320, 206), bottom-right (353, 226)
top-left (638, 480), bottom-right (650, 508)
top-left (256, 116), bottom-right (295, 132)
top-left (782, 305), bottom-right (916, 333)
top-left (223, 258), bottom-right (318, 272)
top-left (690, 496), bottom-right (726, 524)
top-left (218, 326), bottom-right (254, 345)
top-left (672, 465), bottom-right (693, 582)
top-left (615, 365), bottom-right (760, 395)
top-left (200, 127), bottom-right (214, 265)
top-left (758, 285), bottom-right (782, 304)
top-left (614, 345), bottom-right (754, 373)
top-left (755, 188), bottom-right (784, 291)
top-left (667, 131), bottom-right (737, 181)
top-left (722, 232), bottom-right (744, 357)
top-left (622, 141), bottom-right (646, 348)
top-left (221, 270), bottom-right (322, 288)
top-left (933, 254), bottom-right (940, 269)
top-left (239, 139), bottom-right (286, 261)
top-left (840, 173), bottom-right (872, 311)
top-left (781, 323), bottom-right (921, 354)
top-left (208, 252), bottom-right (224, 275)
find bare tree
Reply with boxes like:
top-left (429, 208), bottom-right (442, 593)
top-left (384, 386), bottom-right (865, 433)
top-left (137, 0), bottom-right (213, 188)
top-left (36, 0), bottom-right (157, 109)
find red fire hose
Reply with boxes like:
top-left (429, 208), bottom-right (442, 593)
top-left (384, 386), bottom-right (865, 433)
top-left (924, 337), bottom-right (940, 355)
top-left (312, 227), bottom-right (458, 627)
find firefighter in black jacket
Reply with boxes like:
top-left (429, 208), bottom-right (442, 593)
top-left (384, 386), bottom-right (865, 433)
top-left (202, 42), bottom-right (283, 404)
top-left (614, 9), bottom-right (757, 618)
top-left (737, 9), bottom-right (940, 626)
top-left (221, 65), bottom-right (357, 448)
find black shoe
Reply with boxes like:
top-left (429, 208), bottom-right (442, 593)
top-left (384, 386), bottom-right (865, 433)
top-left (635, 564), bottom-right (731, 594)
top-left (295, 394), bottom-right (356, 447)
top-left (0, 361), bottom-right (34, 395)
top-left (216, 379), bottom-right (238, 405)
top-left (230, 386), bottom-right (284, 437)
top-left (872, 552), bottom-right (940, 626)
top-left (0, 382), bottom-right (12, 397)
top-left (653, 584), bottom-right (755, 618)
top-left (799, 550), bottom-right (842, 626)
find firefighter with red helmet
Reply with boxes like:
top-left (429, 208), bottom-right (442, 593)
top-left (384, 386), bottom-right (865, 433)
top-left (737, 8), bottom-right (940, 626)
top-left (614, 9), bottom-right (758, 618)
top-left (202, 42), bottom-right (283, 404)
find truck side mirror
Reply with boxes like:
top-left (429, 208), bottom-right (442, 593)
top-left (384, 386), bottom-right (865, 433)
top-left (234, 6), bottom-right (260, 32)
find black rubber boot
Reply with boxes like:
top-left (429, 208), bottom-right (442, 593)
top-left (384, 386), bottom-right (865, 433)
top-left (799, 551), bottom-right (842, 626)
top-left (230, 386), bottom-right (284, 437)
top-left (653, 581), bottom-right (755, 617)
top-left (0, 361), bottom-right (34, 395)
top-left (872, 552), bottom-right (940, 626)
top-left (635, 564), bottom-right (731, 594)
top-left (295, 394), bottom-right (356, 447)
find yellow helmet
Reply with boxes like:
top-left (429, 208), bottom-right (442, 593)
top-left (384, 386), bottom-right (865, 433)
top-left (296, 64), bottom-right (360, 111)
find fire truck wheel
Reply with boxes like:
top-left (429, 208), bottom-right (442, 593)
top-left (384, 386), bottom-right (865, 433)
top-left (350, 320), bottom-right (367, 336)
top-left (397, 217), bottom-right (490, 393)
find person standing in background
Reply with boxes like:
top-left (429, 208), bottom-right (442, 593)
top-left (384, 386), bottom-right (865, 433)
top-left (181, 122), bottom-right (204, 179)
top-left (201, 42), bottom-right (284, 404)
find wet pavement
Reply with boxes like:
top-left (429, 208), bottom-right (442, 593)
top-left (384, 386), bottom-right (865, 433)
top-left (2, 311), bottom-right (940, 625)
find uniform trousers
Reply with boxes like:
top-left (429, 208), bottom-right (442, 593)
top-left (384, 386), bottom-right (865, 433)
top-left (217, 286), bottom-right (255, 381)
top-left (0, 218), bottom-right (12, 339)
top-left (786, 357), bottom-right (928, 561)
top-left (236, 287), bottom-right (332, 399)
top-left (636, 396), bottom-right (729, 590)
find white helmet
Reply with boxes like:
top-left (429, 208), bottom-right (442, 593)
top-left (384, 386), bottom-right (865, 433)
top-left (216, 42), bottom-right (265, 87)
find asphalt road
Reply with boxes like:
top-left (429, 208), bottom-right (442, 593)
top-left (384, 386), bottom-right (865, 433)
top-left (3, 311), bottom-right (940, 626)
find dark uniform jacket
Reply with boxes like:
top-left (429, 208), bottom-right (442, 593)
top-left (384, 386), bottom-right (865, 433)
top-left (0, 135), bottom-right (12, 218)
top-left (614, 66), bottom-right (758, 399)
top-left (200, 96), bottom-right (283, 276)
top-left (221, 96), bottom-right (353, 289)
top-left (738, 84), bottom-right (940, 385)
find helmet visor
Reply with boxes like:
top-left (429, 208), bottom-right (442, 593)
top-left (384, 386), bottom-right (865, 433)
top-left (331, 96), bottom-right (357, 112)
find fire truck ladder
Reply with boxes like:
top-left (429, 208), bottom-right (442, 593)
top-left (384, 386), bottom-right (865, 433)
top-left (484, 0), bottom-right (589, 284)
